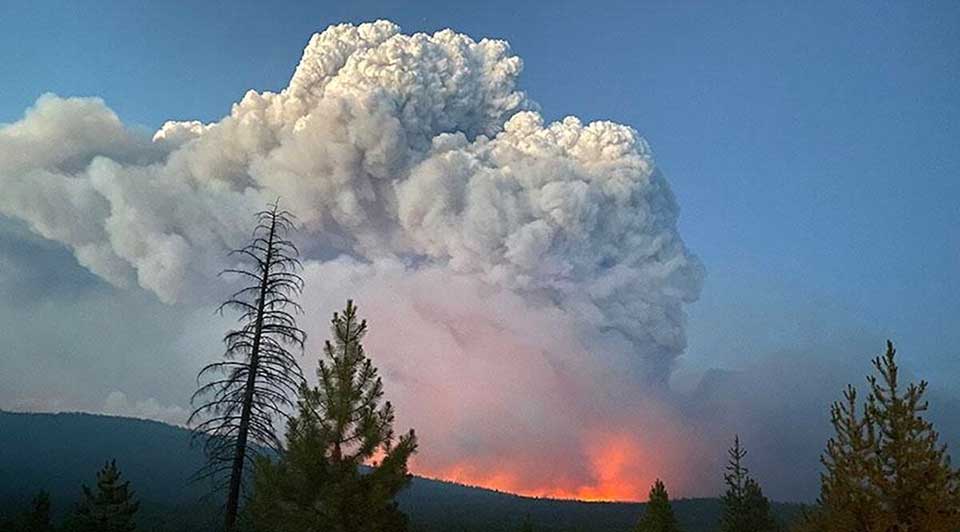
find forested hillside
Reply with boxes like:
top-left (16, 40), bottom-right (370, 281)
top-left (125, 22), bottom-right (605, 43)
top-left (0, 411), bottom-right (803, 531)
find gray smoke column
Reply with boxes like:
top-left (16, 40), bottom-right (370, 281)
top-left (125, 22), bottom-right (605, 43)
top-left (0, 20), bottom-right (704, 497)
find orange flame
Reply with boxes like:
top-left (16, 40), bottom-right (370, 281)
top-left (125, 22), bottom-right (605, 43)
top-left (413, 433), bottom-right (654, 502)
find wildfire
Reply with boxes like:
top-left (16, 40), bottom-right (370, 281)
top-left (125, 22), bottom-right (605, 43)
top-left (413, 433), bottom-right (654, 503)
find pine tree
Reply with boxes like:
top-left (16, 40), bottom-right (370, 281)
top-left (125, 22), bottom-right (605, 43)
top-left (72, 460), bottom-right (139, 532)
top-left (868, 340), bottom-right (960, 530)
top-left (248, 300), bottom-right (418, 532)
top-left (805, 340), bottom-right (960, 531)
top-left (19, 490), bottom-right (53, 532)
top-left (189, 202), bottom-right (307, 531)
top-left (742, 479), bottom-right (777, 531)
top-left (635, 479), bottom-right (681, 532)
top-left (720, 436), bottom-right (777, 532)
top-left (815, 385), bottom-right (888, 531)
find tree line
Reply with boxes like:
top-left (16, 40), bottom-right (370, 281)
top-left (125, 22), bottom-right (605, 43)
top-left (4, 203), bottom-right (959, 532)
top-left (634, 340), bottom-right (960, 532)
top-left (0, 460), bottom-right (138, 532)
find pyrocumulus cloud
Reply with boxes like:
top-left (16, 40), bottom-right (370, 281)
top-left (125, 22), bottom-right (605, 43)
top-left (0, 20), bottom-right (705, 499)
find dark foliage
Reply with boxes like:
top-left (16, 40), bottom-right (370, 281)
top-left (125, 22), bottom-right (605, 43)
top-left (720, 436), bottom-right (777, 532)
top-left (18, 491), bottom-right (54, 532)
top-left (798, 341), bottom-right (960, 531)
top-left (68, 460), bottom-right (139, 532)
top-left (518, 514), bottom-right (535, 532)
top-left (247, 300), bottom-right (418, 532)
top-left (636, 479), bottom-right (681, 532)
top-left (0, 490), bottom-right (53, 532)
top-left (0, 411), bottom-right (806, 532)
top-left (189, 202), bottom-right (307, 530)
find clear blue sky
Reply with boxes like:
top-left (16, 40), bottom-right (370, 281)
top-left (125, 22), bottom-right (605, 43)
top-left (2, 0), bottom-right (958, 378)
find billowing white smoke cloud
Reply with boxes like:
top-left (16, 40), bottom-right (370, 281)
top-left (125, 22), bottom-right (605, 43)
top-left (0, 20), bottom-right (704, 496)
top-left (0, 19), bottom-right (701, 378)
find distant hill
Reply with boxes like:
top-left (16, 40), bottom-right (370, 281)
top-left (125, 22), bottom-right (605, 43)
top-left (0, 411), bottom-right (803, 531)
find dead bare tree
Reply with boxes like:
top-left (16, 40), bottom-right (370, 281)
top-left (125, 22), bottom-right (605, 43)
top-left (189, 202), bottom-right (306, 532)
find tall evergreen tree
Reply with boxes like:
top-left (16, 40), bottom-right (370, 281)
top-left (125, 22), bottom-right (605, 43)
top-left (635, 479), bottom-right (681, 532)
top-left (189, 202), bottom-right (307, 531)
top-left (804, 340), bottom-right (960, 531)
top-left (248, 300), bottom-right (418, 532)
top-left (72, 460), bottom-right (139, 532)
top-left (812, 384), bottom-right (888, 532)
top-left (720, 436), bottom-right (777, 532)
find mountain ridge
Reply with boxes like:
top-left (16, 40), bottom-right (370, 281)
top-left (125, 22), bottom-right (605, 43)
top-left (0, 410), bottom-right (804, 531)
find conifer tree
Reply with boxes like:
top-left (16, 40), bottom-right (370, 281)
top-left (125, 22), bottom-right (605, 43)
top-left (720, 436), bottom-right (777, 532)
top-left (813, 384), bottom-right (887, 531)
top-left (805, 340), bottom-right (960, 531)
top-left (20, 490), bottom-right (53, 532)
top-left (248, 300), bottom-right (418, 532)
top-left (72, 460), bottom-right (139, 532)
top-left (189, 202), bottom-right (307, 531)
top-left (635, 479), bottom-right (681, 532)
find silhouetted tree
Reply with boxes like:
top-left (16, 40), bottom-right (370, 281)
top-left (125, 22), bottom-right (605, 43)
top-left (248, 300), bottom-right (417, 532)
top-left (720, 436), bottom-right (777, 532)
top-left (18, 490), bottom-right (53, 532)
top-left (800, 341), bottom-right (960, 531)
top-left (72, 460), bottom-right (139, 532)
top-left (636, 479), bottom-right (681, 532)
top-left (807, 384), bottom-right (887, 532)
top-left (189, 202), bottom-right (307, 531)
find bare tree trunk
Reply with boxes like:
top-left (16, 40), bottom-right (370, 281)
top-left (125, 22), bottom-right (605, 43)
top-left (224, 214), bottom-right (275, 532)
top-left (189, 202), bottom-right (306, 532)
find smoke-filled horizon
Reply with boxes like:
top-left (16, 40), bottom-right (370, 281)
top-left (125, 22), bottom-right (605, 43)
top-left (1, 18), bottom-right (958, 503)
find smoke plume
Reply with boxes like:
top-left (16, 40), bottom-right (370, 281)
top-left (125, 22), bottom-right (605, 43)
top-left (0, 21), bottom-right (705, 499)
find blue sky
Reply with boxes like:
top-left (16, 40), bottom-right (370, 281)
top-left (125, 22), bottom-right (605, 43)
top-left (5, 0), bottom-right (955, 376)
